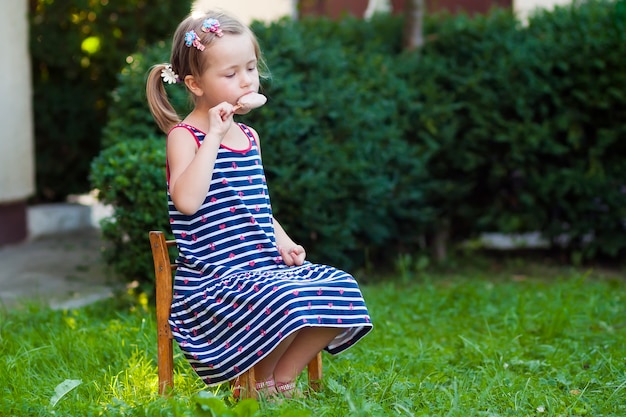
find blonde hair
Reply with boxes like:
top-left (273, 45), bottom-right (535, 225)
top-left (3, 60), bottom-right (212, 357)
top-left (146, 10), bottom-right (268, 133)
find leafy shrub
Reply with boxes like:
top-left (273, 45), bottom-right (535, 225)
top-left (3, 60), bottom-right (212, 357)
top-left (247, 15), bottom-right (434, 268)
top-left (92, 1), bottom-right (626, 285)
top-left (409, 0), bottom-right (626, 259)
top-left (517, 0), bottom-right (626, 259)
top-left (30, 0), bottom-right (191, 201)
top-left (91, 15), bottom-right (434, 284)
top-left (90, 137), bottom-right (168, 284)
top-left (90, 43), bottom-right (191, 283)
top-left (102, 41), bottom-right (192, 150)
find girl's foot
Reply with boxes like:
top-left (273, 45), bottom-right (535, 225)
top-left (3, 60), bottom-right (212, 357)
top-left (275, 381), bottom-right (303, 399)
top-left (255, 378), bottom-right (278, 401)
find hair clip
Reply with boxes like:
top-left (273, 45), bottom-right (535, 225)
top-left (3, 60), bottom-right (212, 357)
top-left (202, 18), bottom-right (224, 37)
top-left (184, 30), bottom-right (205, 51)
top-left (161, 64), bottom-right (179, 84)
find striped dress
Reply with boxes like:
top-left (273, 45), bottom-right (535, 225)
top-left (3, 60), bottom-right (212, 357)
top-left (167, 123), bottom-right (372, 385)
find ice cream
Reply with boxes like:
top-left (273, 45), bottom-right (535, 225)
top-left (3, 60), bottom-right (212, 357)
top-left (233, 92), bottom-right (267, 113)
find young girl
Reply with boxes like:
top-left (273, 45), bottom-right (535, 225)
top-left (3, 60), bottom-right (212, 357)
top-left (146, 10), bottom-right (372, 398)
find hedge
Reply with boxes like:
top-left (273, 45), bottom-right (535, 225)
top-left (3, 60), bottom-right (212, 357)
top-left (30, 0), bottom-right (191, 201)
top-left (91, 0), bottom-right (626, 285)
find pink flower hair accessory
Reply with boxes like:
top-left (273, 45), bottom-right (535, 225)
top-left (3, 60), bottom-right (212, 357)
top-left (184, 30), bottom-right (205, 51)
top-left (202, 18), bottom-right (224, 37)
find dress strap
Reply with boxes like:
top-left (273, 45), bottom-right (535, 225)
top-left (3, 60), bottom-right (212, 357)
top-left (169, 123), bottom-right (204, 147)
top-left (166, 123), bottom-right (206, 181)
top-left (238, 123), bottom-right (256, 144)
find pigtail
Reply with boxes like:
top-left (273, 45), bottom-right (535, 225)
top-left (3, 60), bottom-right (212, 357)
top-left (146, 63), bottom-right (181, 134)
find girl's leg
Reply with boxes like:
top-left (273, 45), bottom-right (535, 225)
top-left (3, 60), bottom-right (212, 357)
top-left (253, 330), bottom-right (299, 382)
top-left (273, 327), bottom-right (343, 394)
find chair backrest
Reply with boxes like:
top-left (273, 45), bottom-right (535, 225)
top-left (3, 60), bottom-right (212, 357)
top-left (149, 230), bottom-right (177, 395)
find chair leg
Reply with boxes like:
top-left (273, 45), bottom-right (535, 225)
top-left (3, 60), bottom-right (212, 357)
top-left (157, 330), bottom-right (174, 395)
top-left (308, 352), bottom-right (323, 392)
top-left (151, 231), bottom-right (175, 396)
top-left (231, 367), bottom-right (257, 400)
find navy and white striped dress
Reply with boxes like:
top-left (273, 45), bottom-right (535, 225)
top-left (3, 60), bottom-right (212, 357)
top-left (167, 123), bottom-right (372, 386)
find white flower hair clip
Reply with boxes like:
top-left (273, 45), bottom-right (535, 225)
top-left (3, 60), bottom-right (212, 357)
top-left (161, 64), bottom-right (179, 84)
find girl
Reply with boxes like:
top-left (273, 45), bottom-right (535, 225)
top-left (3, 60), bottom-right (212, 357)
top-left (146, 10), bottom-right (372, 398)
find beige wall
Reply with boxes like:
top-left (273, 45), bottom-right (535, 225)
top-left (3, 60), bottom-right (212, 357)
top-left (194, 0), bottom-right (575, 23)
top-left (514, 0), bottom-right (573, 20)
top-left (0, 0), bottom-right (34, 202)
top-left (193, 0), bottom-right (294, 24)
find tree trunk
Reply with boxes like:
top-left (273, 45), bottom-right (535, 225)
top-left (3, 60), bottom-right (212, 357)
top-left (291, 0), bottom-right (299, 20)
top-left (432, 218), bottom-right (450, 263)
top-left (403, 0), bottom-right (425, 50)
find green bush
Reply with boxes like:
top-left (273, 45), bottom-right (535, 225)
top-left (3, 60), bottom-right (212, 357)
top-left (91, 15), bottom-right (434, 283)
top-left (91, 0), bottom-right (626, 285)
top-left (408, 0), bottom-right (626, 259)
top-left (517, 0), bottom-right (626, 258)
top-left (407, 10), bottom-right (531, 239)
top-left (247, 16), bottom-right (435, 268)
top-left (90, 137), bottom-right (168, 284)
top-left (30, 0), bottom-right (191, 201)
top-left (102, 41), bottom-right (192, 150)
top-left (90, 43), bottom-right (191, 283)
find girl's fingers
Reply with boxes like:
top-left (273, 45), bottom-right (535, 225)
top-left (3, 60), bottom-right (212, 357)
top-left (283, 253), bottom-right (294, 266)
top-left (278, 246), bottom-right (289, 264)
top-left (278, 245), bottom-right (305, 266)
top-left (294, 253), bottom-right (305, 266)
top-left (288, 246), bottom-right (305, 266)
top-left (220, 106), bottom-right (234, 121)
top-left (211, 103), bottom-right (234, 121)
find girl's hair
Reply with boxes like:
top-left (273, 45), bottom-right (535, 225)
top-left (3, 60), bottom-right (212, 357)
top-left (146, 10), bottom-right (268, 133)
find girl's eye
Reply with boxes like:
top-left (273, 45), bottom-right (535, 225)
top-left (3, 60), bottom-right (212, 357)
top-left (226, 73), bottom-right (236, 78)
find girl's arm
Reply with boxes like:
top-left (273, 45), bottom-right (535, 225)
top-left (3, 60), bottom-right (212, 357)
top-left (274, 219), bottom-right (306, 266)
top-left (168, 103), bottom-right (234, 215)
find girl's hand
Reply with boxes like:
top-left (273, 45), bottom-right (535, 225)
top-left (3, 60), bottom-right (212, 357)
top-left (279, 244), bottom-right (306, 266)
top-left (206, 102), bottom-right (235, 141)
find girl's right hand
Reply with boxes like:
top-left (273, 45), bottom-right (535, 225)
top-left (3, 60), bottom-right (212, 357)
top-left (206, 102), bottom-right (235, 141)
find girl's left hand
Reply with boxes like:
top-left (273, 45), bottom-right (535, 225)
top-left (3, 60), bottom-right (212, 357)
top-left (279, 245), bottom-right (306, 266)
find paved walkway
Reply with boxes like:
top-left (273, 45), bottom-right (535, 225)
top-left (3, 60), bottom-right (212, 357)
top-left (0, 227), bottom-right (119, 311)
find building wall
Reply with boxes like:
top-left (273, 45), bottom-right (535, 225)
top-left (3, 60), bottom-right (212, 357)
top-left (0, 0), bottom-right (34, 244)
top-left (244, 0), bottom-right (515, 18)
top-left (194, 0), bottom-right (573, 21)
top-left (193, 0), bottom-right (295, 23)
top-left (514, 0), bottom-right (573, 20)
top-left (427, 0), bottom-right (512, 15)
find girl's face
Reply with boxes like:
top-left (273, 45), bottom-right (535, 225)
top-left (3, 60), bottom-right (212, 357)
top-left (195, 33), bottom-right (260, 110)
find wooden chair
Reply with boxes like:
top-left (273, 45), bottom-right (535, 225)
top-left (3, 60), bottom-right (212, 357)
top-left (149, 230), bottom-right (323, 397)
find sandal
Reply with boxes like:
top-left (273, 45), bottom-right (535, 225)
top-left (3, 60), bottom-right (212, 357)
top-left (276, 381), bottom-right (303, 399)
top-left (255, 378), bottom-right (278, 400)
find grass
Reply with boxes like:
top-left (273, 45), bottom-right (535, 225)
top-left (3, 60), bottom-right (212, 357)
top-left (1, 257), bottom-right (625, 416)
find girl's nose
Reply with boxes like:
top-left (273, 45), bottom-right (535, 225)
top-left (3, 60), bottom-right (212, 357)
top-left (240, 72), bottom-right (252, 87)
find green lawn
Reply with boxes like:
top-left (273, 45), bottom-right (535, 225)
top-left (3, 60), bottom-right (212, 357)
top-left (1, 258), bottom-right (625, 416)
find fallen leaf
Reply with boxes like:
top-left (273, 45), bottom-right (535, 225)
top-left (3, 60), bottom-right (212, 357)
top-left (49, 379), bottom-right (82, 408)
